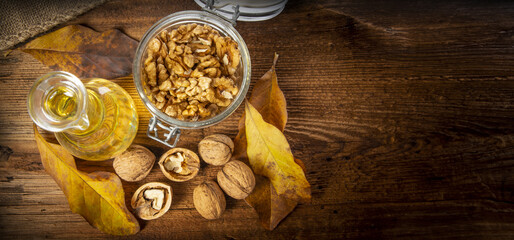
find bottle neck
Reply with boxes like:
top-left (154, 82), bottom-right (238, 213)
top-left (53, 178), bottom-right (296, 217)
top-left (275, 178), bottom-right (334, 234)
top-left (28, 71), bottom-right (93, 133)
top-left (66, 89), bottom-right (104, 135)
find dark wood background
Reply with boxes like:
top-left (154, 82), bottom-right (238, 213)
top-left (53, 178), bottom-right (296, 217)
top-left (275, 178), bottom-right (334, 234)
top-left (1, 0), bottom-right (514, 239)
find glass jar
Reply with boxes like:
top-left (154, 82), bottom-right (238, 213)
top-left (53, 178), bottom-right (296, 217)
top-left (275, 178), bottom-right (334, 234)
top-left (194, 0), bottom-right (288, 22)
top-left (133, 10), bottom-right (251, 147)
top-left (28, 71), bottom-right (139, 161)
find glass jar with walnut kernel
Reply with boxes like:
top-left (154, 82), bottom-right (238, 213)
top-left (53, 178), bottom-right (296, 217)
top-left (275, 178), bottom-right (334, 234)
top-left (133, 10), bottom-right (251, 148)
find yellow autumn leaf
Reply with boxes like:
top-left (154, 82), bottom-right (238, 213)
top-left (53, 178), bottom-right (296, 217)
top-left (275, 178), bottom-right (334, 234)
top-left (238, 54), bottom-right (306, 230)
top-left (245, 102), bottom-right (311, 203)
top-left (34, 125), bottom-right (140, 236)
top-left (233, 53), bottom-right (286, 160)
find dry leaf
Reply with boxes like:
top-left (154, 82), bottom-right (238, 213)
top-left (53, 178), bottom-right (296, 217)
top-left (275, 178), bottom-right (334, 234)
top-left (245, 102), bottom-right (311, 203)
top-left (236, 54), bottom-right (310, 230)
top-left (245, 157), bottom-right (307, 230)
top-left (246, 53), bottom-right (287, 131)
top-left (34, 125), bottom-right (140, 235)
top-left (233, 53), bottom-right (286, 160)
top-left (245, 175), bottom-right (298, 230)
top-left (21, 25), bottom-right (137, 79)
top-left (294, 157), bottom-right (307, 173)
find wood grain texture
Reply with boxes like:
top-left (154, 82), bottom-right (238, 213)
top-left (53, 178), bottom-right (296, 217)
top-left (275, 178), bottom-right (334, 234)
top-left (1, 0), bottom-right (514, 239)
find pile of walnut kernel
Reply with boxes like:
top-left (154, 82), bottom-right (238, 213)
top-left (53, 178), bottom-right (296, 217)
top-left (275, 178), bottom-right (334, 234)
top-left (143, 23), bottom-right (241, 121)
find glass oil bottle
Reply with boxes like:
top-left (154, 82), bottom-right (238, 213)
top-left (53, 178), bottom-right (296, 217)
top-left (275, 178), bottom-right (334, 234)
top-left (28, 71), bottom-right (138, 161)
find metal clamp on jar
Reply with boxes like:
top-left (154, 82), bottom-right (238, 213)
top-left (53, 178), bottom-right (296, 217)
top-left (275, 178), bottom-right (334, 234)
top-left (133, 1), bottom-right (287, 148)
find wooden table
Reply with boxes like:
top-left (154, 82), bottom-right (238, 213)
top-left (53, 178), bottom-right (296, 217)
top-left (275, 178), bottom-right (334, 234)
top-left (1, 0), bottom-right (514, 239)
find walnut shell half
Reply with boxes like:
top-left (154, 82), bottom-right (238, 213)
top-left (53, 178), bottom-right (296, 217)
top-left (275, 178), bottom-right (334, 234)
top-left (131, 182), bottom-right (172, 220)
top-left (158, 147), bottom-right (200, 182)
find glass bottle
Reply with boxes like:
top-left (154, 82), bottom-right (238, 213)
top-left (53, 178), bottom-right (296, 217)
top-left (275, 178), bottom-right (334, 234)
top-left (28, 71), bottom-right (138, 161)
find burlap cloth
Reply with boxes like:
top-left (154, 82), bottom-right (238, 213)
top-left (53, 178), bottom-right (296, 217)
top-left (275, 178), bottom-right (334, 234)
top-left (0, 0), bottom-right (106, 50)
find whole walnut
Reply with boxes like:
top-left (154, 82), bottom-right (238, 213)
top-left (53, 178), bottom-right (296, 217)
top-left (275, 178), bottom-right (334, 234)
top-left (193, 180), bottom-right (226, 220)
top-left (113, 145), bottom-right (155, 182)
top-left (198, 134), bottom-right (234, 166)
top-left (217, 160), bottom-right (255, 199)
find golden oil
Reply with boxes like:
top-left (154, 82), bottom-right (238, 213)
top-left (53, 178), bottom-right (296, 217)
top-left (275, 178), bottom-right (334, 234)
top-left (53, 78), bottom-right (139, 160)
top-left (43, 86), bottom-right (78, 121)
top-left (29, 72), bottom-right (138, 161)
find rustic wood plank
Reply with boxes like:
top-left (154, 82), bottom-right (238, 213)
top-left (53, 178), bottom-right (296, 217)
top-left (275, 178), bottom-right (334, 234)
top-left (0, 0), bottom-right (513, 239)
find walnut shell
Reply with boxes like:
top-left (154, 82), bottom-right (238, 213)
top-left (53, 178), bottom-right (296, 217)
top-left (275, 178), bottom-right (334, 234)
top-left (131, 182), bottom-right (172, 220)
top-left (198, 134), bottom-right (234, 166)
top-left (113, 145), bottom-right (155, 182)
top-left (158, 147), bottom-right (200, 182)
top-left (193, 180), bottom-right (226, 220)
top-left (217, 160), bottom-right (256, 199)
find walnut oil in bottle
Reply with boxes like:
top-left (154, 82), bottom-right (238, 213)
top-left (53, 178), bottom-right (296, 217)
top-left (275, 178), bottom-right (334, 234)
top-left (28, 71), bottom-right (138, 161)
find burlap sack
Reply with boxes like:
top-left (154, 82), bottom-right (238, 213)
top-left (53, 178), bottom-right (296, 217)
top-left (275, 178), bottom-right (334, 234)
top-left (0, 0), bottom-right (106, 50)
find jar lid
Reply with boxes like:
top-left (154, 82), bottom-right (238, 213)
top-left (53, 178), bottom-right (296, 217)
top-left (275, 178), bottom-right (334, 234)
top-left (194, 0), bottom-right (287, 22)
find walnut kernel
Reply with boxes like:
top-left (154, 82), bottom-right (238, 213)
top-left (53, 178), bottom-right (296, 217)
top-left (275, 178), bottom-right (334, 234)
top-left (158, 147), bottom-right (200, 182)
top-left (131, 182), bottom-right (172, 220)
top-left (142, 23), bottom-right (241, 121)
